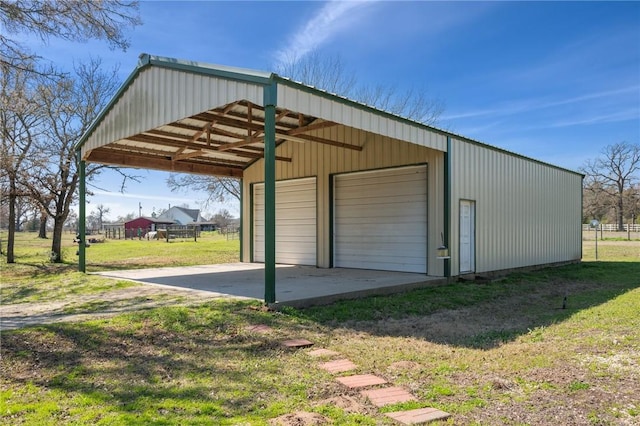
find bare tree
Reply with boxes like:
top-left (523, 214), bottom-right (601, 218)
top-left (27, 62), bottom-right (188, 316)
top-left (277, 51), bottom-right (357, 97)
top-left (211, 209), bottom-right (234, 230)
top-left (167, 174), bottom-right (240, 206)
top-left (116, 212), bottom-right (136, 223)
top-left (0, 62), bottom-right (43, 262)
top-left (624, 183), bottom-right (640, 225)
top-left (581, 142), bottom-right (640, 231)
top-left (26, 59), bottom-right (134, 262)
top-left (275, 50), bottom-right (444, 125)
top-left (94, 203), bottom-right (110, 232)
top-left (0, 0), bottom-right (141, 73)
top-left (582, 178), bottom-right (613, 223)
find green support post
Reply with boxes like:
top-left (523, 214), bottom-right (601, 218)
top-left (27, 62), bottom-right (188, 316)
top-left (239, 178), bottom-right (243, 262)
top-left (263, 82), bottom-right (277, 304)
top-left (77, 151), bottom-right (86, 272)
top-left (444, 136), bottom-right (451, 278)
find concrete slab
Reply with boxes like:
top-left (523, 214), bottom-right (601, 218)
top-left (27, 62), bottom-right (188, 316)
top-left (94, 263), bottom-right (445, 307)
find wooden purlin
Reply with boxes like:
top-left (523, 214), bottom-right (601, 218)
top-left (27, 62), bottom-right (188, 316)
top-left (87, 148), bottom-right (244, 177)
top-left (126, 133), bottom-right (293, 162)
top-left (217, 107), bottom-right (291, 152)
top-left (103, 143), bottom-right (248, 168)
top-left (173, 149), bottom-right (206, 161)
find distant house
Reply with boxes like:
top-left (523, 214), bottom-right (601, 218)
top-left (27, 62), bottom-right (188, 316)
top-left (156, 206), bottom-right (205, 225)
top-left (124, 217), bottom-right (174, 238)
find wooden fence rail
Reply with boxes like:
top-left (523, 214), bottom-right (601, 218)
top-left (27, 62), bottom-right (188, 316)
top-left (582, 223), bottom-right (640, 232)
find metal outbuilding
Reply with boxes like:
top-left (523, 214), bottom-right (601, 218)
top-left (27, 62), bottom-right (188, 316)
top-left (76, 54), bottom-right (583, 303)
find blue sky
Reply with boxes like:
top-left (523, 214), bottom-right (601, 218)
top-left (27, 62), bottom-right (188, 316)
top-left (23, 1), bottom-right (640, 220)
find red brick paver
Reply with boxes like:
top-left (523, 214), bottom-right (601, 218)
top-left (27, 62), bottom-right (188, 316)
top-left (307, 348), bottom-right (340, 358)
top-left (336, 374), bottom-right (388, 389)
top-left (319, 359), bottom-right (358, 374)
top-left (281, 339), bottom-right (314, 348)
top-left (385, 407), bottom-right (451, 424)
top-left (360, 386), bottom-right (416, 407)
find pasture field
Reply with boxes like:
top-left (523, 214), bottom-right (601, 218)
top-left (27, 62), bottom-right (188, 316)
top-left (1, 232), bottom-right (638, 425)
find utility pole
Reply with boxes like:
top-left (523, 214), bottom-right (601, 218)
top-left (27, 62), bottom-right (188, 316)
top-left (139, 202), bottom-right (142, 218)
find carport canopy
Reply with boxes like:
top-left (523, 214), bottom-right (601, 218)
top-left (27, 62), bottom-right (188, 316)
top-left (76, 54), bottom-right (448, 304)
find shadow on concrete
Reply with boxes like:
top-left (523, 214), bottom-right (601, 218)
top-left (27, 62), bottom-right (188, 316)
top-left (94, 263), bottom-right (446, 307)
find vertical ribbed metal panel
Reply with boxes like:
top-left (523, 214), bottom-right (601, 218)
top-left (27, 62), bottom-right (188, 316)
top-left (449, 138), bottom-right (582, 275)
top-left (82, 67), bottom-right (264, 158)
top-left (242, 127), bottom-right (445, 274)
top-left (278, 85), bottom-right (447, 152)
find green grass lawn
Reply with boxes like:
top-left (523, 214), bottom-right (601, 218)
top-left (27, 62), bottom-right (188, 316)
top-left (1, 234), bottom-right (639, 425)
top-left (1, 231), bottom-right (240, 304)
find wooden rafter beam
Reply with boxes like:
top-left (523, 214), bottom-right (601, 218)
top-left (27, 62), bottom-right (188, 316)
top-left (217, 108), bottom-right (291, 152)
top-left (172, 146), bottom-right (187, 160)
top-left (106, 142), bottom-right (248, 167)
top-left (278, 133), bottom-right (363, 151)
top-left (173, 149), bottom-right (206, 161)
top-left (287, 120), bottom-right (339, 136)
top-left (217, 136), bottom-right (259, 152)
top-left (217, 131), bottom-right (362, 152)
top-left (87, 148), bottom-right (244, 177)
top-left (127, 133), bottom-right (293, 162)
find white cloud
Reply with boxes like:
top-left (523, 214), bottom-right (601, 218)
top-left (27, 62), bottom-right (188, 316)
top-left (442, 85), bottom-right (640, 121)
top-left (274, 1), bottom-right (375, 67)
top-left (90, 190), bottom-right (196, 204)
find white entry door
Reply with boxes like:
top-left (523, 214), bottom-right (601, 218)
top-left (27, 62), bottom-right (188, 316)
top-left (253, 177), bottom-right (317, 265)
top-left (459, 200), bottom-right (475, 273)
top-left (333, 165), bottom-right (428, 273)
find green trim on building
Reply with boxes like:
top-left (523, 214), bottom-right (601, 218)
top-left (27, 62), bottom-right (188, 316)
top-left (77, 152), bottom-right (86, 272)
top-left (263, 81), bottom-right (278, 304)
top-left (444, 136), bottom-right (451, 278)
top-left (239, 178), bottom-right (244, 263)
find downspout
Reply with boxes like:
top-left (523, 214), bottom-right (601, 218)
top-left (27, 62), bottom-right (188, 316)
top-left (263, 80), bottom-right (277, 304)
top-left (77, 150), bottom-right (86, 272)
top-left (444, 136), bottom-right (452, 278)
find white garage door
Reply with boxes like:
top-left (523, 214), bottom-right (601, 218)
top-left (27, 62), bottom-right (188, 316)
top-left (334, 165), bottom-right (427, 273)
top-left (254, 177), bottom-right (316, 265)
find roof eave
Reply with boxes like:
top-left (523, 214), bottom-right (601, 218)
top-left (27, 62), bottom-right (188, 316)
top-left (75, 53), bottom-right (276, 154)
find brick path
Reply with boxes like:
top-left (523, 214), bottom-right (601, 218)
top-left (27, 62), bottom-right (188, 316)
top-left (252, 326), bottom-right (452, 425)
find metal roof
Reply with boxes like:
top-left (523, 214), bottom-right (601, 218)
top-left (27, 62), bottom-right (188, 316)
top-left (77, 54), bottom-right (582, 177)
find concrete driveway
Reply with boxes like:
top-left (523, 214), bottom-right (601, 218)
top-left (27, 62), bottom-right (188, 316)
top-left (95, 263), bottom-right (446, 307)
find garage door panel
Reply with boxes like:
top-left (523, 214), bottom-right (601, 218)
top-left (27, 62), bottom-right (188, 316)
top-left (254, 177), bottom-right (316, 265)
top-left (334, 165), bottom-right (427, 273)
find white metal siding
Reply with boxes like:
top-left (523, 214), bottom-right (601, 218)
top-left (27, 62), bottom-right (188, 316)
top-left (253, 178), bottom-right (317, 265)
top-left (242, 131), bottom-right (445, 274)
top-left (334, 165), bottom-right (428, 273)
top-left (278, 84), bottom-right (447, 152)
top-left (449, 138), bottom-right (582, 274)
top-left (82, 67), bottom-right (264, 158)
top-left (459, 200), bottom-right (475, 273)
